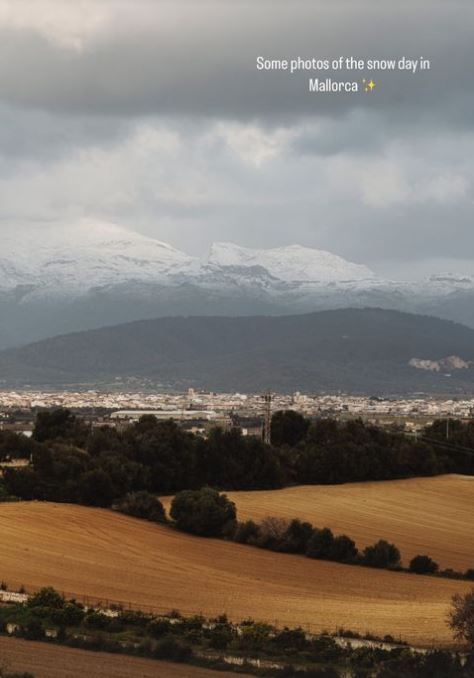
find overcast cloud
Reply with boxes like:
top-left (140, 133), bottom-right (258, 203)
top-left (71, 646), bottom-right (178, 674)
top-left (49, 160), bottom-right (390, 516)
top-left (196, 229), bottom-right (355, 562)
top-left (0, 0), bottom-right (473, 278)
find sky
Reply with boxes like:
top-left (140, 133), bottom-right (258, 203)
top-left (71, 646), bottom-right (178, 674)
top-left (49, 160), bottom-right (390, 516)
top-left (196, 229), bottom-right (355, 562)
top-left (0, 0), bottom-right (473, 279)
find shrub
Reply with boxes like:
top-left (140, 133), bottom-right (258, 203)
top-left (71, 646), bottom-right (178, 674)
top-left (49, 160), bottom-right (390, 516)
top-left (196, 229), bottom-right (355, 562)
top-left (148, 618), bottom-right (173, 638)
top-left (271, 410), bottom-right (310, 447)
top-left (409, 554), bottom-right (439, 575)
top-left (238, 622), bottom-right (273, 651)
top-left (272, 627), bottom-right (308, 652)
top-left (449, 589), bottom-right (474, 648)
top-left (170, 487), bottom-right (236, 537)
top-left (28, 587), bottom-right (64, 609)
top-left (233, 520), bottom-right (260, 545)
top-left (208, 622), bottom-right (234, 649)
top-left (51, 602), bottom-right (85, 627)
top-left (115, 491), bottom-right (166, 523)
top-left (153, 636), bottom-right (193, 661)
top-left (118, 610), bottom-right (150, 626)
top-left (330, 535), bottom-right (358, 563)
top-left (84, 611), bottom-right (109, 630)
top-left (254, 516), bottom-right (290, 550)
top-left (306, 528), bottom-right (334, 559)
top-left (465, 569), bottom-right (474, 581)
top-left (280, 519), bottom-right (314, 554)
top-left (362, 540), bottom-right (401, 569)
top-left (23, 619), bottom-right (45, 641)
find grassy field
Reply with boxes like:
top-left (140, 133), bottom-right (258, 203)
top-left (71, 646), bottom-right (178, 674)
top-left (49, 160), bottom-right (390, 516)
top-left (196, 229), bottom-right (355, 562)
top-left (0, 637), bottom-right (248, 678)
top-left (0, 502), bottom-right (470, 646)
top-left (224, 474), bottom-right (474, 570)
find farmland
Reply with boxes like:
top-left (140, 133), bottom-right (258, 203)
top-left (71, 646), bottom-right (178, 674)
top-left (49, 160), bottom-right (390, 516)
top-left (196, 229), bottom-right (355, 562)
top-left (226, 474), bottom-right (474, 570)
top-left (0, 502), bottom-right (470, 646)
top-left (0, 637), bottom-right (247, 678)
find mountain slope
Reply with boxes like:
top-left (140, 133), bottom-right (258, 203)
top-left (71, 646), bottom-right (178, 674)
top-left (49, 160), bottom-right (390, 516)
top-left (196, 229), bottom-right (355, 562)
top-left (207, 242), bottom-right (374, 282)
top-left (1, 308), bottom-right (474, 393)
top-left (0, 219), bottom-right (198, 297)
top-left (1, 221), bottom-right (474, 349)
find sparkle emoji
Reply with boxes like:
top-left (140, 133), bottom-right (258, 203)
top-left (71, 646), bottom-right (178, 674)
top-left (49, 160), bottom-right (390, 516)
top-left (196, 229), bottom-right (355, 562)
top-left (363, 79), bottom-right (376, 92)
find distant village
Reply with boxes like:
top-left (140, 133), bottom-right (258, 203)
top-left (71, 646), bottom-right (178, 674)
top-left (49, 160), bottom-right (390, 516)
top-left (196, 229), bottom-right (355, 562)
top-left (1, 388), bottom-right (474, 438)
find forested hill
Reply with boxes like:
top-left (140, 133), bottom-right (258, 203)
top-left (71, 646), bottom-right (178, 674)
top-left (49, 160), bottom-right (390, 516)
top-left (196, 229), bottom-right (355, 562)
top-left (1, 308), bottom-right (474, 393)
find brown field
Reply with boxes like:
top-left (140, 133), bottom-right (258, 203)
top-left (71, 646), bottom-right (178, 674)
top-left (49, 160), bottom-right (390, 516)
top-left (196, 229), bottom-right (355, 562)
top-left (222, 474), bottom-right (474, 571)
top-left (0, 502), bottom-right (470, 646)
top-left (0, 637), bottom-right (249, 678)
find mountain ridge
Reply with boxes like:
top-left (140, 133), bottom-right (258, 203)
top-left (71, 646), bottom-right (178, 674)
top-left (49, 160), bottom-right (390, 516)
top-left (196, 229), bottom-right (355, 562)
top-left (1, 219), bottom-right (474, 348)
top-left (2, 308), bottom-right (474, 394)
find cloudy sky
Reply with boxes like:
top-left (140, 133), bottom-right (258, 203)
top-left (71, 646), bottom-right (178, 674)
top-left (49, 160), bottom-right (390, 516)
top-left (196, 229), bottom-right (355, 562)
top-left (0, 0), bottom-right (473, 278)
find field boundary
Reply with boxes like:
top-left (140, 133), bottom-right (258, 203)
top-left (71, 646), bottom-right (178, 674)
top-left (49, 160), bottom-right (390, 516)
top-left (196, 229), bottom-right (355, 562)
top-left (1, 584), bottom-right (420, 648)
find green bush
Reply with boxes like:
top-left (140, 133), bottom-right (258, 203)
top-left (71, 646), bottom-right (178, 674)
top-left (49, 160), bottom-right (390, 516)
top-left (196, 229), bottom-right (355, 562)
top-left (84, 611), bottom-right (109, 630)
top-left (362, 540), bottom-right (401, 569)
top-left (409, 554), bottom-right (439, 575)
top-left (306, 528), bottom-right (335, 559)
top-left (23, 619), bottom-right (45, 641)
top-left (170, 487), bottom-right (236, 537)
top-left (233, 520), bottom-right (260, 544)
top-left (51, 602), bottom-right (85, 626)
top-left (153, 635), bottom-right (193, 661)
top-left (28, 587), bottom-right (64, 610)
top-left (330, 535), bottom-right (358, 563)
top-left (147, 618), bottom-right (173, 638)
top-left (115, 491), bottom-right (166, 523)
top-left (280, 519), bottom-right (314, 554)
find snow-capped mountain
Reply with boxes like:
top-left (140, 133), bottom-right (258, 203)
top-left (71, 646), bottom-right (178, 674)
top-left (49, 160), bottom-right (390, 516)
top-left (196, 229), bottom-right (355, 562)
top-left (0, 222), bottom-right (376, 298)
top-left (207, 242), bottom-right (374, 283)
top-left (1, 219), bottom-right (474, 348)
top-left (0, 220), bottom-right (198, 297)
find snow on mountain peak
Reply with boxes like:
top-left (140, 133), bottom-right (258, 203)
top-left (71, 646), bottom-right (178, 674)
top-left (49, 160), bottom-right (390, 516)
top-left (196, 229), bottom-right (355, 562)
top-left (0, 219), bottom-right (198, 294)
top-left (207, 242), bottom-right (374, 282)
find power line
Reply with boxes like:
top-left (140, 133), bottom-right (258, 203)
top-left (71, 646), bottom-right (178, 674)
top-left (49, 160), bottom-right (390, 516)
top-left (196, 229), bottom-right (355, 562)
top-left (411, 433), bottom-right (474, 457)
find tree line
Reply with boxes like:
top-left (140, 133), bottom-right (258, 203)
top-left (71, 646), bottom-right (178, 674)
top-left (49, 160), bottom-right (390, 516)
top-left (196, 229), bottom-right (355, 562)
top-left (3, 409), bottom-right (473, 508)
top-left (1, 584), bottom-right (473, 677)
top-left (128, 486), bottom-right (472, 581)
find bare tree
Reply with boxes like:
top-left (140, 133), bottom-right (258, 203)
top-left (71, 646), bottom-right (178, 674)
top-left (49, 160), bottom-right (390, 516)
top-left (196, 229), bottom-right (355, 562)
top-left (449, 590), bottom-right (474, 648)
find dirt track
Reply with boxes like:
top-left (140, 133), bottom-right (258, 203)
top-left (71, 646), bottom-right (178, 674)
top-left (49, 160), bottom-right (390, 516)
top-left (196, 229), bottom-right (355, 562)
top-left (0, 501), bottom-right (470, 646)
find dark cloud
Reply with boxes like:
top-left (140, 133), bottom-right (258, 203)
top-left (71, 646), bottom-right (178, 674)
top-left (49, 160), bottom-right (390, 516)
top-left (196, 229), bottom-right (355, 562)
top-left (0, 1), bottom-right (472, 123)
top-left (0, 0), bottom-right (472, 278)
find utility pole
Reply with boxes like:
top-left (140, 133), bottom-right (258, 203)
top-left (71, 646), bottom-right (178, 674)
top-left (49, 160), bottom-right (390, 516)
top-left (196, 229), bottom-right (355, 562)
top-left (262, 391), bottom-right (272, 445)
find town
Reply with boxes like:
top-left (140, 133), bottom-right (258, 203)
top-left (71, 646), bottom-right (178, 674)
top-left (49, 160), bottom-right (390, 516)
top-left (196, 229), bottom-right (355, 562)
top-left (1, 388), bottom-right (473, 437)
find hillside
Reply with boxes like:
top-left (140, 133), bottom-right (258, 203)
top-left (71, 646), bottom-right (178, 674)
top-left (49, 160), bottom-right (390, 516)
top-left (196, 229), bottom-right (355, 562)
top-left (223, 475), bottom-right (474, 571)
top-left (2, 221), bottom-right (474, 349)
top-left (2, 308), bottom-right (474, 392)
top-left (0, 638), bottom-right (241, 678)
top-left (0, 502), bottom-right (469, 645)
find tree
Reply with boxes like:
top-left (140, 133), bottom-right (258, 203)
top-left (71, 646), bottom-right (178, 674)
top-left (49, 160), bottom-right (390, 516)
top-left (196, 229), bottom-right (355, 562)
top-left (449, 590), bottom-right (474, 648)
top-left (28, 586), bottom-right (64, 609)
top-left (254, 516), bottom-right (290, 550)
top-left (115, 491), bottom-right (166, 523)
top-left (77, 469), bottom-right (116, 507)
top-left (280, 519), bottom-right (314, 554)
top-left (271, 410), bottom-right (310, 447)
top-left (233, 520), bottom-right (260, 545)
top-left (170, 487), bottom-right (236, 537)
top-left (306, 528), bottom-right (334, 559)
top-left (409, 554), bottom-right (439, 575)
top-left (330, 535), bottom-right (358, 563)
top-left (362, 540), bottom-right (401, 569)
top-left (33, 408), bottom-right (88, 444)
